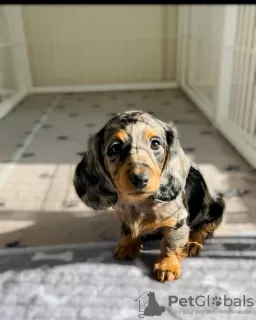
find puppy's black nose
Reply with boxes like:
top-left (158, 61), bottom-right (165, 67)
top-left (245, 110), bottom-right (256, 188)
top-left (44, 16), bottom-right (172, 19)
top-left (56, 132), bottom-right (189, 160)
top-left (130, 173), bottom-right (149, 189)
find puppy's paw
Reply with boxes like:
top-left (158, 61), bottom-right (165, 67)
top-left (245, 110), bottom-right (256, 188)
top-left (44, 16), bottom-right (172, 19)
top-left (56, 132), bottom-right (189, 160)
top-left (188, 241), bottom-right (203, 257)
top-left (153, 254), bottom-right (181, 282)
top-left (114, 237), bottom-right (142, 260)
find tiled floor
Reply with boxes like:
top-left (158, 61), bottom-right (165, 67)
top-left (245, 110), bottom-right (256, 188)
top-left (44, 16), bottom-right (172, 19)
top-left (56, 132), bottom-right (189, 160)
top-left (0, 89), bottom-right (256, 248)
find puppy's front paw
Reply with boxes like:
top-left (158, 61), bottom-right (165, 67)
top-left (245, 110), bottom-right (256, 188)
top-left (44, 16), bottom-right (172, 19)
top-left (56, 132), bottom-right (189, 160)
top-left (114, 236), bottom-right (142, 260)
top-left (153, 254), bottom-right (181, 282)
top-left (188, 241), bottom-right (203, 257)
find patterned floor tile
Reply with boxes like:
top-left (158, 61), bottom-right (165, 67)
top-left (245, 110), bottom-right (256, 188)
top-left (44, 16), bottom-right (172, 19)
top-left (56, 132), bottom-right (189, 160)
top-left (0, 89), bottom-right (255, 247)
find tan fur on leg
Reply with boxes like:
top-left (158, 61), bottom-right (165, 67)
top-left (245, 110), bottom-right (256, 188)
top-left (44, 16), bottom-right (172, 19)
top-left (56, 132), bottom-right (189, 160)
top-left (114, 235), bottom-right (142, 260)
top-left (188, 218), bottom-right (222, 257)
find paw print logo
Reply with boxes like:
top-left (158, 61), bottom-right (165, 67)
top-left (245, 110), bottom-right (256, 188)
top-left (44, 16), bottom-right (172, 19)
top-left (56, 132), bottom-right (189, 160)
top-left (212, 296), bottom-right (222, 307)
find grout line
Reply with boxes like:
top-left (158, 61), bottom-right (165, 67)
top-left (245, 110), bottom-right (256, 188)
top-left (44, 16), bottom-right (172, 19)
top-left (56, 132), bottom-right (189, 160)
top-left (0, 94), bottom-right (62, 190)
top-left (39, 164), bottom-right (59, 212)
top-left (62, 164), bottom-right (76, 209)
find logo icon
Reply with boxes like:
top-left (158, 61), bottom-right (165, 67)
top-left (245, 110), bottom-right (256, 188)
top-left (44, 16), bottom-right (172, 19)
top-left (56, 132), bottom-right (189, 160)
top-left (135, 291), bottom-right (166, 318)
top-left (212, 296), bottom-right (222, 307)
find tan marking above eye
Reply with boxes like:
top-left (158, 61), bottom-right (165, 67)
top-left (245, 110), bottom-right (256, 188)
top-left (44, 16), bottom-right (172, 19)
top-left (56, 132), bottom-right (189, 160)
top-left (112, 129), bottom-right (128, 142)
top-left (145, 128), bottom-right (159, 141)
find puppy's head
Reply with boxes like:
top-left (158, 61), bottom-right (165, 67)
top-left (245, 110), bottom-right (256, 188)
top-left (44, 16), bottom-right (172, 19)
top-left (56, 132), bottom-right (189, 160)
top-left (73, 111), bottom-right (189, 210)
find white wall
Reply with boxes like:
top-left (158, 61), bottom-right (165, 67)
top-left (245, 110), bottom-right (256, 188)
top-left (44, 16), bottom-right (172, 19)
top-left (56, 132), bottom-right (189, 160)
top-left (21, 5), bottom-right (178, 87)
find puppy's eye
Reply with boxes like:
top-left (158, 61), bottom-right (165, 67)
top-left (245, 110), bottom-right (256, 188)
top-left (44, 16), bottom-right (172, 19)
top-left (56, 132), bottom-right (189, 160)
top-left (151, 139), bottom-right (160, 150)
top-left (108, 142), bottom-right (122, 156)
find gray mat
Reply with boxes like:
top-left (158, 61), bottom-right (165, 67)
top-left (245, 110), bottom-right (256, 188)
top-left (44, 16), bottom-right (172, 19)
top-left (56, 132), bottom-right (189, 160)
top-left (0, 237), bottom-right (256, 320)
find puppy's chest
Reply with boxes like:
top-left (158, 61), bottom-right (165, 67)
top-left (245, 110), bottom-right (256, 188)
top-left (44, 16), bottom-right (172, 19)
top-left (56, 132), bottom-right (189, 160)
top-left (114, 201), bottom-right (180, 238)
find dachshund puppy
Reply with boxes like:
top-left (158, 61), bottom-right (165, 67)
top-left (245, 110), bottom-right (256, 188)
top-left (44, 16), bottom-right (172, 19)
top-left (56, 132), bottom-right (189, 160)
top-left (73, 111), bottom-right (225, 282)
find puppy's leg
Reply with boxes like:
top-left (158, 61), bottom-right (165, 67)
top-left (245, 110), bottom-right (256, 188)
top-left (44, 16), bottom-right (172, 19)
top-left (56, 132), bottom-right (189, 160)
top-left (114, 235), bottom-right (142, 260)
top-left (188, 197), bottom-right (225, 257)
top-left (188, 216), bottom-right (223, 257)
top-left (153, 220), bottom-right (189, 282)
top-left (114, 222), bottom-right (142, 260)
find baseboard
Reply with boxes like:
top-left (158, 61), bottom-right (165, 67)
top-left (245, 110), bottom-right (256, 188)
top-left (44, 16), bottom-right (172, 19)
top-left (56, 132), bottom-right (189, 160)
top-left (0, 88), bottom-right (15, 96)
top-left (180, 84), bottom-right (215, 124)
top-left (0, 82), bottom-right (178, 119)
top-left (180, 83), bottom-right (256, 169)
top-left (217, 120), bottom-right (256, 169)
top-left (0, 90), bottom-right (27, 120)
top-left (30, 81), bottom-right (178, 94)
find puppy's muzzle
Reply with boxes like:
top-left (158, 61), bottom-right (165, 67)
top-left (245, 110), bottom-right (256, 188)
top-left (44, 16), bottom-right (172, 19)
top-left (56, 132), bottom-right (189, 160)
top-left (130, 172), bottom-right (149, 189)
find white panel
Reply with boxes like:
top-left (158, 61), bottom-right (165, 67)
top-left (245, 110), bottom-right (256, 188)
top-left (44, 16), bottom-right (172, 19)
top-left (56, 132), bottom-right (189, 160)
top-left (165, 5), bottom-right (178, 81)
top-left (21, 5), bottom-right (178, 87)
top-left (0, 6), bottom-right (30, 119)
top-left (0, 7), bottom-right (16, 99)
top-left (178, 4), bottom-right (256, 168)
top-left (227, 5), bottom-right (256, 149)
top-left (179, 5), bottom-right (224, 119)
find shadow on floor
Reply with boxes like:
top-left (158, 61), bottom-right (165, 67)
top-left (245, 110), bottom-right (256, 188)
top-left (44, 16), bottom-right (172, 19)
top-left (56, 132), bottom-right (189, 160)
top-left (0, 210), bottom-right (121, 248)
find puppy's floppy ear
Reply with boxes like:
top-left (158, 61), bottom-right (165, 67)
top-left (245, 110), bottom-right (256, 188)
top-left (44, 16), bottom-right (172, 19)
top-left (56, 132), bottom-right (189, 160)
top-left (156, 121), bottom-right (191, 201)
top-left (73, 129), bottom-right (117, 211)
